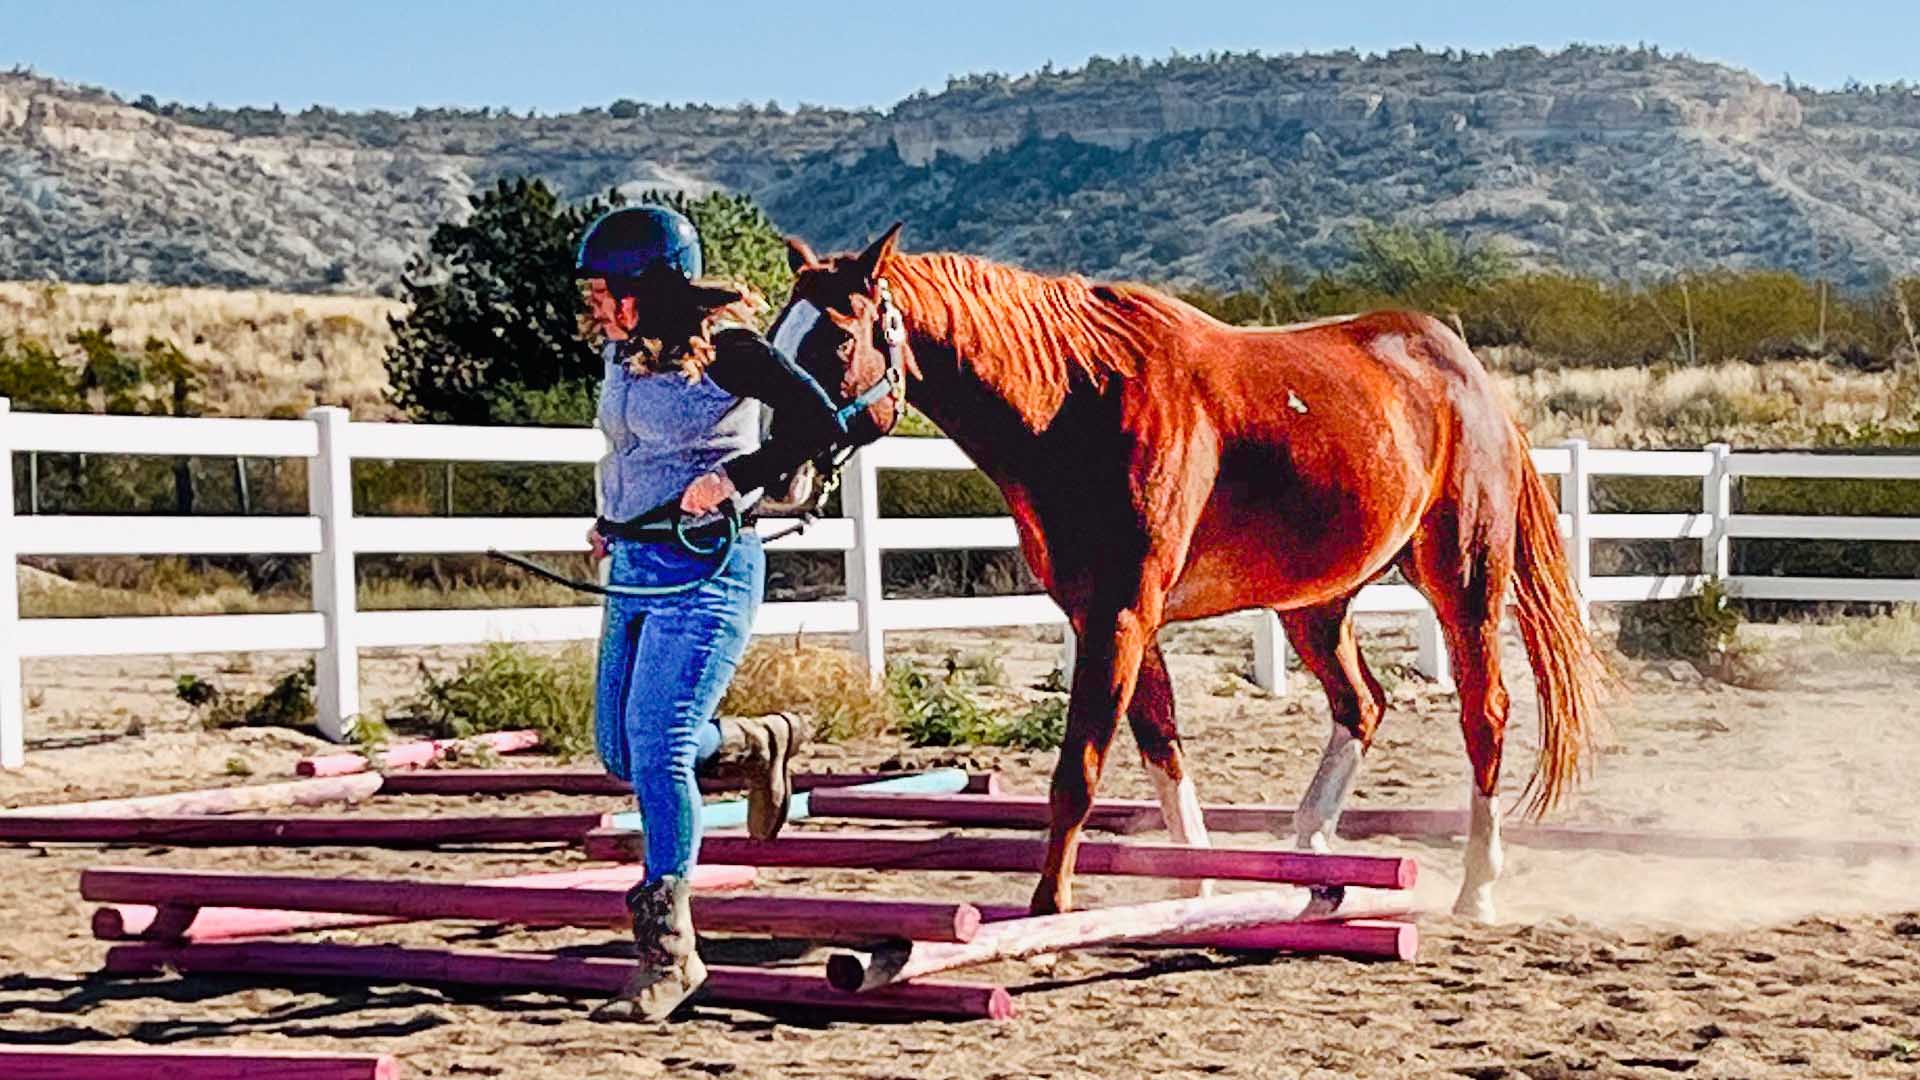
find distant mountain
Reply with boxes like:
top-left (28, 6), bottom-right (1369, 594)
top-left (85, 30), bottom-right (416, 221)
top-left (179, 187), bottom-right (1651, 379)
top-left (4, 46), bottom-right (1919, 293)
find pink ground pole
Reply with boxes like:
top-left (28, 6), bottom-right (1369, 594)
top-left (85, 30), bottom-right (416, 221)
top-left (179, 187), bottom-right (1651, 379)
top-left (296, 731), bottom-right (541, 778)
top-left (587, 829), bottom-right (1418, 890)
top-left (0, 773), bottom-right (385, 819)
top-left (802, 790), bottom-right (1467, 837)
top-left (104, 941), bottom-right (1016, 1021)
top-left (0, 1047), bottom-right (399, 1079)
top-left (84, 866), bottom-right (982, 943)
top-left (805, 790), bottom-right (1163, 833)
top-left (975, 903), bottom-right (1417, 960)
top-left (0, 812), bottom-right (608, 846)
top-left (374, 768), bottom-right (1002, 798)
top-left (828, 888), bottom-right (1409, 991)
top-left (93, 862), bottom-right (757, 942)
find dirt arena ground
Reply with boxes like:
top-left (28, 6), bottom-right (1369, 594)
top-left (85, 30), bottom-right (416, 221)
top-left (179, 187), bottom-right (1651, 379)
top-left (2, 615), bottom-right (1918, 1078)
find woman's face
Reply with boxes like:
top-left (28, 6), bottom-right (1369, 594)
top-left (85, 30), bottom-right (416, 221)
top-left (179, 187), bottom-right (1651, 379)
top-left (583, 278), bottom-right (640, 341)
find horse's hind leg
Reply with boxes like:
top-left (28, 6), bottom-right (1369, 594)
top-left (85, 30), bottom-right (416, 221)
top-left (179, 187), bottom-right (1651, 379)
top-left (1129, 639), bottom-right (1213, 897)
top-left (1401, 515), bottom-right (1515, 922)
top-left (1279, 597), bottom-right (1387, 856)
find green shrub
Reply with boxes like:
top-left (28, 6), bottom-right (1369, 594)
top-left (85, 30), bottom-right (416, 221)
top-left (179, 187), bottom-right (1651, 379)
top-left (886, 663), bottom-right (1066, 750)
top-left (406, 642), bottom-right (596, 758)
top-left (250, 662), bottom-right (317, 728)
top-left (996, 697), bottom-right (1067, 751)
top-left (174, 661), bottom-right (316, 731)
top-left (1188, 242), bottom-right (1920, 370)
top-left (1614, 581), bottom-right (1741, 663)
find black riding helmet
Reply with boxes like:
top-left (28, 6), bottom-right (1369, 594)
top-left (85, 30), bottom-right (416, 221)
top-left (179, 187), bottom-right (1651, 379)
top-left (575, 205), bottom-right (703, 287)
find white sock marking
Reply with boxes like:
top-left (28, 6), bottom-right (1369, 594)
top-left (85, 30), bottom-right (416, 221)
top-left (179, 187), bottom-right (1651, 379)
top-left (1454, 791), bottom-right (1504, 922)
top-left (1295, 724), bottom-right (1365, 852)
top-left (1146, 757), bottom-right (1214, 898)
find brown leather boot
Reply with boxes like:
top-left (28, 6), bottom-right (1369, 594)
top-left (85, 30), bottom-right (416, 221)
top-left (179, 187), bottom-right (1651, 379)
top-left (705, 713), bottom-right (809, 840)
top-left (590, 875), bottom-right (706, 1022)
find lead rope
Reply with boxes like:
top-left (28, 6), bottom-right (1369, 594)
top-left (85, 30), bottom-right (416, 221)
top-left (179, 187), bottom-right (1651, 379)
top-left (486, 503), bottom-right (742, 599)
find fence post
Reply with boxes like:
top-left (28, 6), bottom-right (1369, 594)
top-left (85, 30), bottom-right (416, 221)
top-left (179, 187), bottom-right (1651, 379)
top-left (1251, 609), bottom-right (1288, 694)
top-left (841, 447), bottom-right (885, 681)
top-left (1414, 606), bottom-right (1454, 690)
top-left (0, 399), bottom-right (23, 768)
top-left (307, 407), bottom-right (360, 741)
top-left (1702, 442), bottom-right (1732, 587)
top-left (1559, 438), bottom-right (1592, 627)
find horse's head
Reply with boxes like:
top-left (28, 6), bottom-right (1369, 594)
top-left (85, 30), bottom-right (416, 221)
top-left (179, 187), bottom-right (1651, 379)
top-left (770, 223), bottom-right (916, 448)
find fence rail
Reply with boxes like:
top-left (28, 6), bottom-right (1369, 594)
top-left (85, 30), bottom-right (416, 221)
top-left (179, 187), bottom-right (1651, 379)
top-left (3, 399), bottom-right (1917, 768)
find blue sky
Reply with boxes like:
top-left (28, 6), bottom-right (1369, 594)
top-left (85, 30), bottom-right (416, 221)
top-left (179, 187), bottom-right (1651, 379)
top-left (4, 1), bottom-right (1914, 112)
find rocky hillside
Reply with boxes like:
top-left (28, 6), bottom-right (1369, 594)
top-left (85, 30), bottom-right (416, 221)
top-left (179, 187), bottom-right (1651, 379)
top-left (4, 46), bottom-right (1919, 292)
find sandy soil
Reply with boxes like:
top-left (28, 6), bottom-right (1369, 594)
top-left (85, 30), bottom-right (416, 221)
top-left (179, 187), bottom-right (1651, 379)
top-left (2, 616), bottom-right (1918, 1078)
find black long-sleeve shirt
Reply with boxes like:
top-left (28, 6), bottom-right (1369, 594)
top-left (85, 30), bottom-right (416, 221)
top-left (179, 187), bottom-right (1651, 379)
top-left (704, 327), bottom-right (845, 500)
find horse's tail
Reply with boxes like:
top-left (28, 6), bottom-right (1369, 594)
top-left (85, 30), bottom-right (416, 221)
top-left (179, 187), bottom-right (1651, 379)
top-left (1509, 432), bottom-right (1612, 819)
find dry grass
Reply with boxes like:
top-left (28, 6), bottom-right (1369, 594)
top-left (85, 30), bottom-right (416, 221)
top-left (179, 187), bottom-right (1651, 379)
top-left (18, 563), bottom-right (303, 617)
top-left (0, 280), bottom-right (402, 419)
top-left (7, 281), bottom-right (1912, 449)
top-left (1831, 604), bottom-right (1920, 659)
top-left (357, 577), bottom-right (590, 612)
top-left (16, 563), bottom-right (590, 618)
top-left (1492, 351), bottom-right (1912, 447)
top-left (719, 636), bottom-right (895, 741)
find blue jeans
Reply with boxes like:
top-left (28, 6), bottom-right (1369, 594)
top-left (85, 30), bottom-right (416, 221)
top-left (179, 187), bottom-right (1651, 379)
top-left (594, 531), bottom-right (764, 883)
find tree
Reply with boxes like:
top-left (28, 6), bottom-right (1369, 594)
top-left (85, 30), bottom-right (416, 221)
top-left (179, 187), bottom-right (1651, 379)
top-left (637, 189), bottom-right (794, 316)
top-left (383, 178), bottom-right (795, 426)
top-left (384, 177), bottom-right (615, 425)
top-left (1342, 223), bottom-right (1512, 298)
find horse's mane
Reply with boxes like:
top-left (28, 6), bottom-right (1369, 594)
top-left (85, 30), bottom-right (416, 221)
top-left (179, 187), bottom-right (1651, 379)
top-left (882, 252), bottom-right (1199, 426)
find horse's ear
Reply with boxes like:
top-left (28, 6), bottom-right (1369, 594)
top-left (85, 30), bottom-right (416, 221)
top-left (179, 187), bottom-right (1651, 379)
top-left (853, 221), bottom-right (904, 289)
top-left (785, 236), bottom-right (819, 272)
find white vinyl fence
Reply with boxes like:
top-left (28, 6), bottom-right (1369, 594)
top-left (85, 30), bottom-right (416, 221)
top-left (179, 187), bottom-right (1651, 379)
top-left (3, 398), bottom-right (1918, 768)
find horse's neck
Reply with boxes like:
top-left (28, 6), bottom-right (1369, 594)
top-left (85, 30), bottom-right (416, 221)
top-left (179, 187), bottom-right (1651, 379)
top-left (902, 332), bottom-right (1053, 486)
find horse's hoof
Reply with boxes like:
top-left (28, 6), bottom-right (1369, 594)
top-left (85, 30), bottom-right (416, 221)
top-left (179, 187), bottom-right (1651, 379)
top-left (1302, 884), bottom-right (1347, 919)
top-left (1027, 883), bottom-right (1068, 917)
top-left (1451, 887), bottom-right (1498, 923)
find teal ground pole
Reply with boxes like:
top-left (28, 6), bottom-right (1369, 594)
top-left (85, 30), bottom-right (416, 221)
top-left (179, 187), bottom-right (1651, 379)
top-left (608, 767), bottom-right (970, 834)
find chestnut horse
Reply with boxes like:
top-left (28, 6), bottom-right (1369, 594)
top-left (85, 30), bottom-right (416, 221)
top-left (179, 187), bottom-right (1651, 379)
top-left (771, 224), bottom-right (1608, 921)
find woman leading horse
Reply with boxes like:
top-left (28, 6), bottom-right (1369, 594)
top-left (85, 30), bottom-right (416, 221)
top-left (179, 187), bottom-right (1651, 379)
top-left (573, 206), bottom-right (847, 1020)
top-left (768, 224), bottom-right (1610, 922)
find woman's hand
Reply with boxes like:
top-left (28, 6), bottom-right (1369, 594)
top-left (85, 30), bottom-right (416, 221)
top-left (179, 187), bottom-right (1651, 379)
top-left (680, 470), bottom-right (739, 516)
top-left (587, 524), bottom-right (608, 562)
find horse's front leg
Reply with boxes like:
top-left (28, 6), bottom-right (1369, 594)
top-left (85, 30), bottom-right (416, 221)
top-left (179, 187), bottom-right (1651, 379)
top-left (1030, 604), bottom-right (1157, 915)
top-left (1131, 640), bottom-right (1213, 898)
